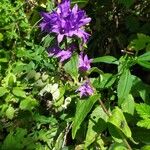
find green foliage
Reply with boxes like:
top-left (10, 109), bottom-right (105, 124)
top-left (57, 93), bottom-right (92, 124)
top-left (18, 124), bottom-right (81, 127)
top-left (72, 94), bottom-right (100, 139)
top-left (0, 0), bottom-right (150, 149)
top-left (136, 104), bottom-right (150, 129)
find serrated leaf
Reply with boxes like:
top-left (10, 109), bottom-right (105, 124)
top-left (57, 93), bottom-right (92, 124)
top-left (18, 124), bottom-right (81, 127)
top-left (117, 69), bottom-right (133, 101)
top-left (137, 119), bottom-right (150, 129)
top-left (12, 87), bottom-right (26, 98)
top-left (92, 56), bottom-right (118, 65)
top-left (108, 107), bottom-right (132, 138)
top-left (5, 106), bottom-right (15, 120)
top-left (72, 94), bottom-right (100, 139)
top-left (0, 87), bottom-right (8, 97)
top-left (129, 34), bottom-right (150, 51)
top-left (64, 53), bottom-right (78, 82)
top-left (136, 103), bottom-right (150, 119)
top-left (120, 94), bottom-right (135, 115)
top-left (85, 106), bottom-right (108, 148)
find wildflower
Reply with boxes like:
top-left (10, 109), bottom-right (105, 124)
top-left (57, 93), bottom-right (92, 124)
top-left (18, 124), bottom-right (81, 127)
top-left (55, 50), bottom-right (72, 62)
top-left (79, 52), bottom-right (92, 72)
top-left (76, 80), bottom-right (94, 98)
top-left (40, 0), bottom-right (91, 43)
top-left (48, 45), bottom-right (74, 62)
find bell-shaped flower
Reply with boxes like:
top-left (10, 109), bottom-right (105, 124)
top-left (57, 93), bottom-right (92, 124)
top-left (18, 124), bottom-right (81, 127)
top-left (76, 80), bottom-right (94, 98)
top-left (79, 52), bottom-right (92, 72)
top-left (40, 0), bottom-right (91, 44)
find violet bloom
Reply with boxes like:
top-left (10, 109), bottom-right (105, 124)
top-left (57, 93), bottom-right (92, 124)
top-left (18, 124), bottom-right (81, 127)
top-left (76, 81), bottom-right (94, 98)
top-left (55, 50), bottom-right (72, 62)
top-left (40, 0), bottom-right (91, 43)
top-left (48, 45), bottom-right (74, 62)
top-left (79, 52), bottom-right (92, 72)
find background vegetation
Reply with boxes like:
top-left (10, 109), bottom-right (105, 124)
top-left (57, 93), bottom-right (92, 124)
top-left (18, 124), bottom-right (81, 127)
top-left (0, 0), bottom-right (150, 149)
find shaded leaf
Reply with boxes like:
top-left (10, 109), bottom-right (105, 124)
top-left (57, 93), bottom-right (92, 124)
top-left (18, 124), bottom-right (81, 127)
top-left (72, 94), bottom-right (100, 139)
top-left (85, 106), bottom-right (108, 148)
top-left (108, 107), bottom-right (132, 138)
top-left (64, 53), bottom-right (78, 82)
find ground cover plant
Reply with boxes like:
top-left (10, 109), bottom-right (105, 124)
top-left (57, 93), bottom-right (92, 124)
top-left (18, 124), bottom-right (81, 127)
top-left (0, 0), bottom-right (150, 149)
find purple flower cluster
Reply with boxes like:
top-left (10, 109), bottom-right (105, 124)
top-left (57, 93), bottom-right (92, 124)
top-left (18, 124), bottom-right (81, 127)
top-left (76, 80), bottom-right (94, 98)
top-left (48, 45), bottom-right (74, 62)
top-left (40, 0), bottom-right (91, 43)
top-left (40, 0), bottom-right (94, 98)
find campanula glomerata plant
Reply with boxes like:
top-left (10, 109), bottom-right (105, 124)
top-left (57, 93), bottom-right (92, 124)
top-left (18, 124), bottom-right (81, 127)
top-left (1, 0), bottom-right (150, 149)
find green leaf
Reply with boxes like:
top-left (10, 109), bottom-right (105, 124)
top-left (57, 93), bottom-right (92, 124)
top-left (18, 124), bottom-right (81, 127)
top-left (12, 87), bottom-right (26, 98)
top-left (72, 94), bottom-right (100, 139)
top-left (136, 103), bottom-right (150, 119)
top-left (137, 52), bottom-right (150, 68)
top-left (87, 67), bottom-right (103, 75)
top-left (109, 142), bottom-right (127, 150)
top-left (1, 128), bottom-right (27, 150)
top-left (131, 76), bottom-right (150, 103)
top-left (72, 0), bottom-right (89, 8)
top-left (120, 94), bottom-right (135, 115)
top-left (138, 52), bottom-right (150, 61)
top-left (141, 145), bottom-right (150, 150)
top-left (84, 106), bottom-right (108, 148)
top-left (64, 53), bottom-right (78, 82)
top-left (0, 87), bottom-right (8, 97)
top-left (137, 119), bottom-right (150, 129)
top-left (118, 0), bottom-right (134, 8)
top-left (54, 132), bottom-right (64, 150)
top-left (117, 69), bottom-right (133, 101)
top-left (0, 33), bottom-right (3, 41)
top-left (132, 127), bottom-right (150, 144)
top-left (129, 34), bottom-right (150, 51)
top-left (137, 60), bottom-right (150, 69)
top-left (93, 73), bottom-right (116, 89)
top-left (108, 107), bottom-right (132, 138)
top-left (20, 97), bottom-right (38, 111)
top-left (137, 51), bottom-right (150, 68)
top-left (92, 56), bottom-right (118, 65)
top-left (5, 106), bottom-right (15, 120)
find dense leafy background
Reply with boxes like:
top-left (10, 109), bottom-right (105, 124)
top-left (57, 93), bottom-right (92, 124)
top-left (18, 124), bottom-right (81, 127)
top-left (0, 0), bottom-right (150, 149)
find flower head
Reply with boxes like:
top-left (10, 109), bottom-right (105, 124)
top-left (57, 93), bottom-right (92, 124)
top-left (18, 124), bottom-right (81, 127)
top-left (48, 45), bottom-right (74, 62)
top-left (76, 80), bottom-right (94, 98)
top-left (40, 0), bottom-right (91, 43)
top-left (79, 52), bottom-right (92, 72)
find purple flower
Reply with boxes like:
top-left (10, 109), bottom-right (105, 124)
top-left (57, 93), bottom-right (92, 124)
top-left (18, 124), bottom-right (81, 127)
top-left (79, 52), bottom-right (92, 72)
top-left (55, 50), bottom-right (72, 62)
top-left (48, 45), bottom-right (74, 62)
top-left (48, 46), bottom-right (60, 57)
top-left (40, 0), bottom-right (91, 43)
top-left (76, 81), bottom-right (94, 98)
